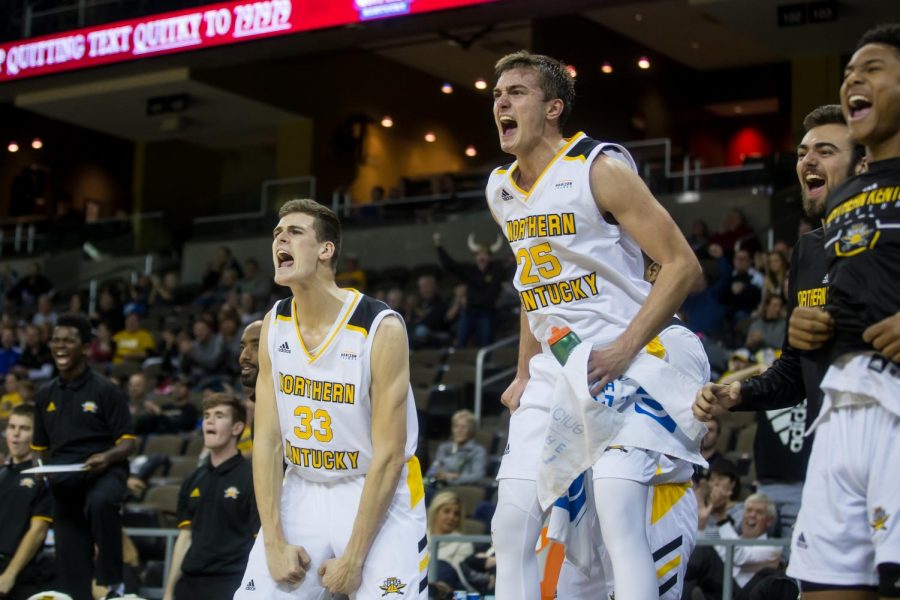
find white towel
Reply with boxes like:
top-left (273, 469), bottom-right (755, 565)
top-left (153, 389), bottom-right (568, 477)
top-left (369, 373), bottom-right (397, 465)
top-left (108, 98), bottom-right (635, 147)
top-left (546, 471), bottom-right (601, 578)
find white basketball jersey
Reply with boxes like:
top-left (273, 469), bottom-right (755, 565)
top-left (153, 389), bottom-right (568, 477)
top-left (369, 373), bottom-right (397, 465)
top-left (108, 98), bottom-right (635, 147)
top-left (267, 290), bottom-right (418, 482)
top-left (486, 132), bottom-right (651, 347)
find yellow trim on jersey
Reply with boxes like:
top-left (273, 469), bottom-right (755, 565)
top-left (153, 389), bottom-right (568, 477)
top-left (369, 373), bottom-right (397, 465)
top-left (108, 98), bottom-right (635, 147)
top-left (32, 515), bottom-right (53, 524)
top-left (116, 434), bottom-right (137, 444)
top-left (651, 481), bottom-right (690, 525)
top-left (495, 168), bottom-right (507, 174)
top-left (30, 444), bottom-right (48, 451)
top-left (656, 554), bottom-right (682, 579)
top-left (418, 553), bottom-right (430, 573)
top-left (293, 289), bottom-right (361, 364)
top-left (406, 456), bottom-right (425, 508)
top-left (276, 314), bottom-right (292, 322)
top-left (562, 154), bottom-right (587, 163)
top-left (178, 520), bottom-right (191, 529)
top-left (507, 132), bottom-right (583, 199)
top-left (345, 324), bottom-right (368, 338)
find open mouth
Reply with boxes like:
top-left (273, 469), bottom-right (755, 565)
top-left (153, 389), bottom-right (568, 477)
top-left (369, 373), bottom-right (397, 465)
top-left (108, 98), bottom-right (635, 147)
top-left (276, 249), bottom-right (294, 269)
top-left (54, 351), bottom-right (72, 368)
top-left (847, 94), bottom-right (873, 121)
top-left (804, 172), bottom-right (826, 196)
top-left (499, 115), bottom-right (518, 138)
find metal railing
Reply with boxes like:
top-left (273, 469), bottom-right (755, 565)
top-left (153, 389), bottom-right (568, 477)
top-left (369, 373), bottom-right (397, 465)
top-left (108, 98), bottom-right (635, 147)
top-left (473, 335), bottom-right (518, 429)
top-left (428, 533), bottom-right (791, 600)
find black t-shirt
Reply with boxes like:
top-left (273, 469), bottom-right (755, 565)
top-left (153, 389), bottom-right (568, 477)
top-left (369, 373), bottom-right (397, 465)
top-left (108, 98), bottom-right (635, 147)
top-left (159, 402), bottom-right (198, 433)
top-left (738, 229), bottom-right (830, 481)
top-left (824, 157), bottom-right (900, 360)
top-left (31, 368), bottom-right (135, 463)
top-left (178, 453), bottom-right (258, 576)
top-left (0, 459), bottom-right (52, 556)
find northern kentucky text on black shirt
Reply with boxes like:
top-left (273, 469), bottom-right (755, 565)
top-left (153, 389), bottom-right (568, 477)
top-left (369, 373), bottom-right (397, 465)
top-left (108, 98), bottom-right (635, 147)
top-left (824, 157), bottom-right (900, 360)
top-left (31, 368), bottom-right (135, 463)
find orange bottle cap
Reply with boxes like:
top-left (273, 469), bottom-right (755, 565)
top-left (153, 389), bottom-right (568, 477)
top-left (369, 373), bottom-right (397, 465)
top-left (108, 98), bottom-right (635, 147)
top-left (548, 326), bottom-right (572, 345)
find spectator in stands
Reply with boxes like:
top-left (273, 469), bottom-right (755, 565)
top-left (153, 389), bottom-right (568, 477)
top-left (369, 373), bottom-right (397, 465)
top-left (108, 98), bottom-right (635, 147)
top-left (681, 243), bottom-right (731, 338)
top-left (692, 416), bottom-right (725, 483)
top-left (407, 274), bottom-right (450, 348)
top-left (199, 268), bottom-right (240, 309)
top-left (237, 292), bottom-right (263, 327)
top-left (159, 327), bottom-right (190, 377)
top-left (762, 250), bottom-right (789, 302)
top-left (5, 262), bottom-right (52, 310)
top-left (428, 491), bottom-right (475, 592)
top-left (0, 371), bottom-right (24, 420)
top-left (745, 295), bottom-right (787, 351)
top-left (93, 288), bottom-right (124, 333)
top-left (112, 306), bottom-right (156, 365)
top-left (17, 325), bottom-right (53, 381)
top-left (0, 326), bottom-right (20, 376)
top-left (180, 317), bottom-right (227, 386)
top-left (128, 274), bottom-right (152, 309)
top-left (149, 271), bottom-right (185, 308)
top-left (711, 208), bottom-right (759, 258)
top-left (385, 286), bottom-right (406, 320)
top-left (335, 254), bottom-right (368, 291)
top-left (683, 493), bottom-right (782, 600)
top-left (696, 460), bottom-right (742, 539)
top-left (89, 322), bottom-right (116, 367)
top-left (427, 409), bottom-right (487, 489)
top-left (128, 372), bottom-right (160, 433)
top-left (202, 246), bottom-right (242, 292)
top-left (0, 404), bottom-right (55, 598)
top-left (237, 258), bottom-right (271, 302)
top-left (31, 295), bottom-right (57, 328)
top-left (689, 219), bottom-right (711, 255)
top-left (724, 249), bottom-right (763, 327)
top-left (139, 374), bottom-right (199, 435)
top-left (162, 394), bottom-right (257, 600)
top-left (433, 232), bottom-right (505, 347)
top-left (217, 306), bottom-right (242, 379)
top-left (68, 292), bottom-right (86, 316)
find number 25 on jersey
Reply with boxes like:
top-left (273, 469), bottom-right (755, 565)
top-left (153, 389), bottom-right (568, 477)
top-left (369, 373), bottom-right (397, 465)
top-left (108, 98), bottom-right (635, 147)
top-left (517, 241), bottom-right (562, 285)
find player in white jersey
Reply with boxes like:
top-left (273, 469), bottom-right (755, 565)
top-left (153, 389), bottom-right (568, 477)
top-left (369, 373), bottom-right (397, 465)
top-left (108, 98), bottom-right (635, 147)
top-left (235, 199), bottom-right (427, 600)
top-left (486, 51), bottom-right (703, 600)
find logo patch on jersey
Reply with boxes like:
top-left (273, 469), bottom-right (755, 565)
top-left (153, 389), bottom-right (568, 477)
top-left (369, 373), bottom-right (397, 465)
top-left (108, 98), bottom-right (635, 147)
top-left (20, 476), bottom-right (36, 488)
top-left (224, 486), bottom-right (240, 499)
top-left (872, 507), bottom-right (889, 531)
top-left (821, 273), bottom-right (829, 285)
top-left (765, 401), bottom-right (807, 453)
top-left (836, 222), bottom-right (877, 256)
top-left (340, 351), bottom-right (358, 361)
top-left (277, 341), bottom-right (291, 354)
top-left (554, 179), bottom-right (573, 190)
top-left (46, 401), bottom-right (56, 413)
top-left (379, 577), bottom-right (406, 595)
top-left (190, 488), bottom-right (200, 498)
top-left (81, 401), bottom-right (98, 413)
top-left (500, 188), bottom-right (514, 202)
top-left (244, 579), bottom-right (256, 591)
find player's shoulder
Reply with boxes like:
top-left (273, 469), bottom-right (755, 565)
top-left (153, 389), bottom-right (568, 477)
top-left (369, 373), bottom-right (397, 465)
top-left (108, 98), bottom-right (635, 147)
top-left (489, 162), bottom-right (514, 178)
top-left (347, 294), bottom-right (393, 337)
top-left (273, 296), bottom-right (292, 320)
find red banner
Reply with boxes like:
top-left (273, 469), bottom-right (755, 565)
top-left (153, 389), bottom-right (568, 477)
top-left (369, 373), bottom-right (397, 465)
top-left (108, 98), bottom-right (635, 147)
top-left (0, 0), bottom-right (495, 83)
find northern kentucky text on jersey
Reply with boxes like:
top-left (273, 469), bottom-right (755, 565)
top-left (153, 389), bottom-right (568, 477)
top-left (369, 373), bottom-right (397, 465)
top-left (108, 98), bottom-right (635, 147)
top-left (278, 372), bottom-right (356, 405)
top-left (520, 272), bottom-right (600, 312)
top-left (824, 185), bottom-right (900, 226)
top-left (284, 440), bottom-right (359, 471)
top-left (505, 213), bottom-right (577, 242)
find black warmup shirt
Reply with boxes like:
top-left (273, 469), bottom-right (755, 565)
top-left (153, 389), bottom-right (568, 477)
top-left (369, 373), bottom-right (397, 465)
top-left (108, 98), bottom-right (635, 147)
top-left (177, 453), bottom-right (258, 577)
top-left (0, 459), bottom-right (52, 556)
top-left (738, 229), bottom-right (830, 482)
top-left (824, 157), bottom-right (900, 361)
top-left (31, 368), bottom-right (135, 464)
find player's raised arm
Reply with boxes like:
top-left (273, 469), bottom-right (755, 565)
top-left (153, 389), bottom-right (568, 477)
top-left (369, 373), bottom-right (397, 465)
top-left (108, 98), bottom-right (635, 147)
top-left (253, 311), bottom-right (309, 586)
top-left (320, 315), bottom-right (409, 595)
top-left (588, 155), bottom-right (702, 388)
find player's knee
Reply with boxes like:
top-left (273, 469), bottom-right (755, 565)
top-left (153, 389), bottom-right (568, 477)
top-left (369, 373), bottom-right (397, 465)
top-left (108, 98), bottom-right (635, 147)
top-left (491, 502), bottom-right (533, 557)
top-left (878, 562), bottom-right (900, 598)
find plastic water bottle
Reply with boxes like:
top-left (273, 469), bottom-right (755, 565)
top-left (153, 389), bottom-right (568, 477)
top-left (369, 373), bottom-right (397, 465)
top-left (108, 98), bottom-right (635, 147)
top-left (548, 325), bottom-right (581, 366)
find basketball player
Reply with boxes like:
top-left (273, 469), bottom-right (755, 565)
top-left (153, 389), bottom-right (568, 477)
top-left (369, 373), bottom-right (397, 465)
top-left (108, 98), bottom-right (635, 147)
top-left (234, 199), bottom-right (427, 599)
top-left (784, 24), bottom-right (900, 599)
top-left (486, 50), bottom-right (704, 600)
top-left (693, 105), bottom-right (863, 528)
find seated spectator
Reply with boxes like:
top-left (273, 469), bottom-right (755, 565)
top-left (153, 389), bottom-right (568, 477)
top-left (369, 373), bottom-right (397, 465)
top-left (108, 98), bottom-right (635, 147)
top-left (180, 317), bottom-right (228, 386)
top-left (681, 243), bottom-right (731, 338)
top-left (16, 325), bottom-right (53, 381)
top-left (692, 416), bottom-right (726, 483)
top-left (710, 208), bottom-right (760, 258)
top-left (237, 292), bottom-right (263, 327)
top-left (159, 327), bottom-right (190, 377)
top-left (683, 493), bottom-right (782, 600)
top-left (689, 219), bottom-right (711, 254)
top-left (5, 262), bottom-right (53, 310)
top-left (428, 491), bottom-right (475, 592)
top-left (128, 372), bottom-right (161, 434)
top-left (237, 258), bottom-right (271, 303)
top-left (696, 460), bottom-right (742, 540)
top-left (113, 306), bottom-right (157, 365)
top-left (408, 274), bottom-right (450, 348)
top-left (0, 371), bottom-right (24, 420)
top-left (89, 322), bottom-right (116, 366)
top-left (162, 394), bottom-right (257, 600)
top-left (762, 250), bottom-right (789, 301)
top-left (0, 327), bottom-right (20, 376)
top-left (202, 246), bottom-right (242, 292)
top-left (335, 254), bottom-right (368, 291)
top-left (67, 292), bottom-right (86, 316)
top-left (129, 273), bottom-right (153, 309)
top-left (217, 306), bottom-right (242, 377)
top-left (384, 286), bottom-right (406, 320)
top-left (149, 271), bottom-right (187, 307)
top-left (724, 249), bottom-right (763, 327)
top-left (92, 288), bottom-right (124, 333)
top-left (137, 374), bottom-right (199, 435)
top-left (0, 404), bottom-right (56, 597)
top-left (31, 294), bottom-right (57, 328)
top-left (745, 295), bottom-right (787, 351)
top-left (427, 409), bottom-right (487, 494)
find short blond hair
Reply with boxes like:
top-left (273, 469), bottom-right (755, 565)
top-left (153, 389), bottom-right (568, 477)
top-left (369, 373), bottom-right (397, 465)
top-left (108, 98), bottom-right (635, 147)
top-left (494, 50), bottom-right (575, 130)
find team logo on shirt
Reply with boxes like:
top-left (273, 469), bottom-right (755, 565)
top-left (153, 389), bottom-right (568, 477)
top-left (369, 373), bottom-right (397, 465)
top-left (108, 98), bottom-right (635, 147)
top-left (224, 486), bottom-right (240, 499)
top-left (379, 577), bottom-right (406, 595)
top-left (81, 401), bottom-right (98, 413)
top-left (835, 223), bottom-right (878, 257)
top-left (46, 401), bottom-right (56, 413)
top-left (20, 477), bottom-right (36, 488)
top-left (871, 507), bottom-right (890, 531)
top-left (554, 179), bottom-right (573, 190)
top-left (190, 488), bottom-right (201, 498)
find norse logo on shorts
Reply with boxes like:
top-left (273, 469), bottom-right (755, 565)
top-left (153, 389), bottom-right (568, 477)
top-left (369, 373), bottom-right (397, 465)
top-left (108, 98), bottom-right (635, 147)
top-left (379, 577), bottom-right (406, 595)
top-left (871, 507), bottom-right (890, 531)
top-left (224, 486), bottom-right (240, 499)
